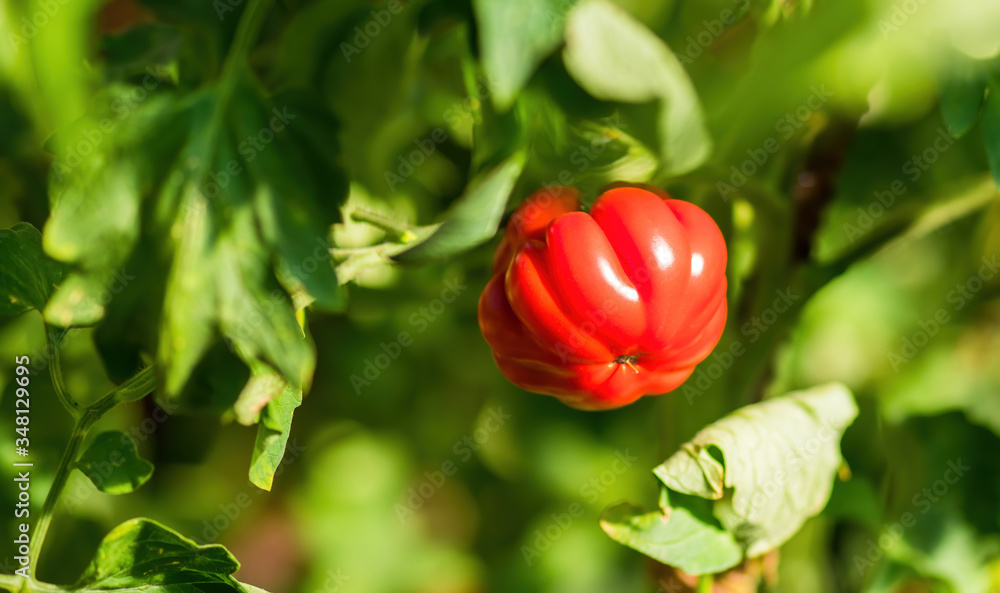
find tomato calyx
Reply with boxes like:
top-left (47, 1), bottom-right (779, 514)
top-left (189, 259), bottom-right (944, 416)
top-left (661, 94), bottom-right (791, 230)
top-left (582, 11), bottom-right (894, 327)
top-left (614, 354), bottom-right (641, 373)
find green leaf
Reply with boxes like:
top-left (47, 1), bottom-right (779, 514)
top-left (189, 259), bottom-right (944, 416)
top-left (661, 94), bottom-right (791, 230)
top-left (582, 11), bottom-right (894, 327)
top-left (71, 518), bottom-right (267, 592)
top-left (231, 89), bottom-right (345, 312)
top-left (42, 70), bottom-right (343, 402)
top-left (394, 151), bottom-right (527, 263)
top-left (44, 271), bottom-right (117, 328)
top-left (654, 383), bottom-right (859, 558)
top-left (159, 185), bottom-right (219, 398)
top-left (473, 0), bottom-right (577, 111)
top-left (883, 505), bottom-right (997, 593)
top-left (73, 431), bottom-right (154, 495)
top-left (563, 0), bottom-right (711, 175)
top-left (0, 222), bottom-right (68, 317)
top-left (982, 83), bottom-right (1000, 189)
top-left (601, 501), bottom-right (743, 575)
top-left (234, 360), bottom-right (287, 426)
top-left (43, 88), bottom-right (185, 328)
top-left (215, 209), bottom-right (315, 392)
top-left (248, 371), bottom-right (302, 491)
top-left (44, 158), bottom-right (142, 271)
top-left (100, 24), bottom-right (184, 82)
top-left (940, 72), bottom-right (987, 138)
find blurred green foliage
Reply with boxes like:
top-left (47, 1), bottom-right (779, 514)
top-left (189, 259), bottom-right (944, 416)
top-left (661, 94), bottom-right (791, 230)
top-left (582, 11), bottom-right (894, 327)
top-left (0, 0), bottom-right (999, 591)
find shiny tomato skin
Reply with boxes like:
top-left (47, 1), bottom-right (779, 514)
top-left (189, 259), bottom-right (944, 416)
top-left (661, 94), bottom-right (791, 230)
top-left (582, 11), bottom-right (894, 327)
top-left (478, 186), bottom-right (727, 411)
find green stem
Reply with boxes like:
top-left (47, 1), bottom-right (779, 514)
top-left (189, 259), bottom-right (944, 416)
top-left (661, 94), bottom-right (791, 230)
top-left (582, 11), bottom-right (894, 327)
top-left (224, 0), bottom-right (272, 77)
top-left (214, 0), bottom-right (273, 108)
top-left (26, 365), bottom-right (159, 582)
top-left (350, 210), bottom-right (416, 241)
top-left (188, 0), bottom-right (273, 207)
top-left (697, 574), bottom-right (714, 593)
top-left (45, 327), bottom-right (81, 419)
top-left (26, 419), bottom-right (86, 580)
top-left (105, 366), bottom-right (159, 408)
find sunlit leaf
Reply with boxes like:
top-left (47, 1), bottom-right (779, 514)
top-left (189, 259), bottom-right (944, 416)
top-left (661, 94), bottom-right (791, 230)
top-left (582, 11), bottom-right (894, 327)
top-left (601, 501), bottom-right (743, 575)
top-left (563, 0), bottom-right (711, 175)
top-left (71, 518), bottom-right (267, 592)
top-left (473, 0), bottom-right (577, 111)
top-left (655, 383), bottom-right (859, 557)
top-left (248, 376), bottom-right (302, 491)
top-left (394, 151), bottom-right (527, 262)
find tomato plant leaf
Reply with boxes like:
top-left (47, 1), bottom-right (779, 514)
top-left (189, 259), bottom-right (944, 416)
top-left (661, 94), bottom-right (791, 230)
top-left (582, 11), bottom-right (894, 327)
top-left (982, 82), bottom-right (1000, 189)
top-left (940, 69), bottom-right (987, 139)
top-left (248, 375), bottom-right (302, 491)
top-left (0, 222), bottom-right (68, 317)
top-left (394, 151), bottom-right (527, 263)
top-left (234, 360), bottom-right (287, 426)
top-left (563, 0), bottom-right (711, 175)
top-left (43, 67), bottom-right (345, 404)
top-left (70, 518), bottom-right (266, 592)
top-left (472, 0), bottom-right (577, 111)
top-left (43, 88), bottom-right (186, 328)
top-left (601, 501), bottom-right (743, 575)
top-left (654, 383), bottom-right (859, 558)
top-left (73, 431), bottom-right (154, 495)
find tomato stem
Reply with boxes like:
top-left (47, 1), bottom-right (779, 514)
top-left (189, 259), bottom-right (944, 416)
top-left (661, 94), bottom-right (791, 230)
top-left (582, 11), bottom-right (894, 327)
top-left (45, 326), bottom-right (81, 419)
top-left (27, 420), bottom-right (87, 581)
top-left (351, 210), bottom-right (417, 241)
top-left (25, 365), bottom-right (159, 584)
top-left (697, 573), bottom-right (714, 593)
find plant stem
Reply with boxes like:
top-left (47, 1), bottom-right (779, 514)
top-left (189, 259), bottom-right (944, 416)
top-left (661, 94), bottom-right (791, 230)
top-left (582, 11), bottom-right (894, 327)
top-left (350, 210), bottom-right (416, 241)
top-left (45, 326), bottom-right (81, 419)
top-left (26, 365), bottom-right (159, 582)
top-left (215, 0), bottom-right (273, 106)
top-left (106, 366), bottom-right (159, 408)
top-left (697, 574), bottom-right (714, 593)
top-left (0, 573), bottom-right (19, 592)
top-left (27, 419), bottom-right (87, 580)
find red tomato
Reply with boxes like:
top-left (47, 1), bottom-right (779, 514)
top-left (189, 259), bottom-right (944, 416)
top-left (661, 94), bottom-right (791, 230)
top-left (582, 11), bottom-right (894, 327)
top-left (479, 186), bottom-right (727, 410)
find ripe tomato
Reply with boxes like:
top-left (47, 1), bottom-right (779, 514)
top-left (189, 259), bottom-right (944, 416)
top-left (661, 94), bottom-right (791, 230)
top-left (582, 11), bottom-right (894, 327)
top-left (479, 185), bottom-right (727, 410)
